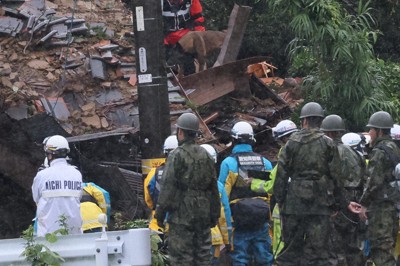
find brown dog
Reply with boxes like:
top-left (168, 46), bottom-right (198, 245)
top-left (168, 30), bottom-right (226, 75)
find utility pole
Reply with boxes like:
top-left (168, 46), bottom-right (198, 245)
top-left (132, 0), bottom-right (171, 174)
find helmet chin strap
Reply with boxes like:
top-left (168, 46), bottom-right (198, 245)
top-left (46, 153), bottom-right (54, 164)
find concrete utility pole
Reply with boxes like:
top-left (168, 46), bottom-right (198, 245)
top-left (132, 0), bottom-right (171, 174)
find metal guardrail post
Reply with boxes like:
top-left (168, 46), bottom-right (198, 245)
top-left (0, 228), bottom-right (151, 265)
top-left (95, 237), bottom-right (109, 266)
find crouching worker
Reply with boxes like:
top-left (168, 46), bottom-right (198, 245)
top-left (81, 182), bottom-right (111, 233)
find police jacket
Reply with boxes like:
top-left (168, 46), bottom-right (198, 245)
top-left (218, 144), bottom-right (273, 199)
top-left (144, 164), bottom-right (167, 232)
top-left (144, 163), bottom-right (166, 210)
top-left (155, 138), bottom-right (220, 228)
top-left (273, 129), bottom-right (350, 215)
top-left (362, 136), bottom-right (400, 208)
top-left (32, 158), bottom-right (82, 236)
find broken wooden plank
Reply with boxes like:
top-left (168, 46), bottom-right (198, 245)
top-left (66, 127), bottom-right (138, 142)
top-left (213, 4), bottom-right (252, 67)
top-left (250, 74), bottom-right (287, 105)
top-left (169, 70), bottom-right (215, 141)
top-left (180, 56), bottom-right (269, 106)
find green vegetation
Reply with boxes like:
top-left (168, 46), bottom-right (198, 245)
top-left (203, 0), bottom-right (294, 72)
top-left (21, 216), bottom-right (69, 266)
top-left (203, 0), bottom-right (400, 130)
top-left (269, 0), bottom-right (397, 129)
top-left (113, 213), bottom-right (169, 266)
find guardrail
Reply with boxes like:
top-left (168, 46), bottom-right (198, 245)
top-left (0, 228), bottom-right (151, 266)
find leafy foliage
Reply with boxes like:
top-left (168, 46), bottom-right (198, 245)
top-left (113, 212), bottom-right (169, 266)
top-left (202, 0), bottom-right (400, 129)
top-left (202, 0), bottom-right (294, 73)
top-left (21, 226), bottom-right (66, 266)
top-left (269, 0), bottom-right (398, 130)
top-left (21, 215), bottom-right (70, 266)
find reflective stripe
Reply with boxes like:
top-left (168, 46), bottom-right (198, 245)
top-left (161, 0), bottom-right (191, 17)
top-left (42, 190), bottom-right (81, 198)
top-left (255, 182), bottom-right (265, 193)
top-left (99, 203), bottom-right (111, 209)
top-left (219, 225), bottom-right (232, 231)
top-left (162, 9), bottom-right (190, 17)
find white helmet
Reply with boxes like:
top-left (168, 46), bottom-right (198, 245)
top-left (163, 135), bottom-right (178, 154)
top-left (391, 124), bottom-right (400, 140)
top-left (231, 121), bottom-right (255, 143)
top-left (200, 144), bottom-right (217, 163)
top-left (272, 120), bottom-right (298, 139)
top-left (341, 132), bottom-right (362, 147)
top-left (42, 136), bottom-right (50, 151)
top-left (44, 135), bottom-right (70, 155)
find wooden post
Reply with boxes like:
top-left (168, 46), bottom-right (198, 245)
top-left (214, 4), bottom-right (252, 67)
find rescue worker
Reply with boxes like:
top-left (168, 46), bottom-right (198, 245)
top-left (359, 111), bottom-right (400, 266)
top-left (32, 135), bottom-right (83, 237)
top-left (342, 132), bottom-right (368, 157)
top-left (392, 124), bottom-right (400, 148)
top-left (321, 115), bottom-right (366, 266)
top-left (218, 121), bottom-right (274, 266)
top-left (391, 125), bottom-right (400, 261)
top-left (273, 102), bottom-right (362, 266)
top-left (162, 0), bottom-right (205, 46)
top-left (248, 119), bottom-right (298, 257)
top-left (200, 144), bottom-right (233, 265)
top-left (154, 113), bottom-right (220, 266)
top-left (341, 132), bottom-right (367, 159)
top-left (144, 135), bottom-right (178, 232)
top-left (162, 0), bottom-right (205, 75)
top-left (341, 132), bottom-right (371, 262)
top-left (80, 182), bottom-right (111, 233)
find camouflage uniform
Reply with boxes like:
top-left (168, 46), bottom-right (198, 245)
top-left (155, 138), bottom-right (220, 266)
top-left (331, 140), bottom-right (366, 266)
top-left (273, 128), bottom-right (349, 266)
top-left (361, 136), bottom-right (400, 266)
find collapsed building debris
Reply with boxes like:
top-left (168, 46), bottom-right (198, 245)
top-left (0, 0), bottom-right (305, 239)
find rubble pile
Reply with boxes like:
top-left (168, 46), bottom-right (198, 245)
top-left (0, 0), bottom-right (305, 238)
top-left (0, 0), bottom-right (137, 135)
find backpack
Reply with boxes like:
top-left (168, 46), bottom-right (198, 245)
top-left (82, 182), bottom-right (111, 220)
top-left (375, 144), bottom-right (400, 191)
top-left (230, 197), bottom-right (270, 229)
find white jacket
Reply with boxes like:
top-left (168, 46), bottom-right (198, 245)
top-left (32, 158), bottom-right (83, 236)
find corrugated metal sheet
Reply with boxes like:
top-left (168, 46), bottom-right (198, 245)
top-left (118, 167), bottom-right (144, 202)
